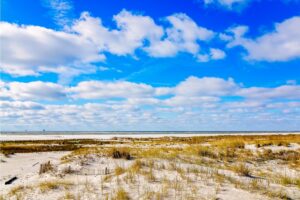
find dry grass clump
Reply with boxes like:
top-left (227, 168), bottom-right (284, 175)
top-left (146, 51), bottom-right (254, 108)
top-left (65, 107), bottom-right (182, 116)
top-left (259, 149), bottom-right (275, 160)
top-left (297, 179), bottom-right (300, 188)
top-left (60, 147), bottom-right (102, 163)
top-left (129, 159), bottom-right (142, 173)
top-left (111, 148), bottom-right (132, 160)
top-left (255, 140), bottom-right (290, 148)
top-left (258, 149), bottom-right (300, 166)
top-left (60, 192), bottom-right (76, 200)
top-left (39, 180), bottom-right (73, 193)
top-left (103, 174), bottom-right (113, 182)
top-left (280, 175), bottom-right (294, 186)
top-left (249, 179), bottom-right (261, 190)
top-left (8, 185), bottom-right (25, 196)
top-left (39, 181), bottom-right (59, 193)
top-left (233, 163), bottom-right (251, 177)
top-left (277, 150), bottom-right (300, 162)
top-left (210, 139), bottom-right (245, 149)
top-left (265, 189), bottom-right (291, 200)
top-left (115, 165), bottom-right (126, 176)
top-left (219, 148), bottom-right (236, 159)
top-left (8, 185), bottom-right (32, 198)
top-left (255, 141), bottom-right (273, 148)
top-left (0, 143), bottom-right (80, 154)
top-left (279, 175), bottom-right (300, 188)
top-left (228, 140), bottom-right (245, 149)
top-left (198, 147), bottom-right (217, 159)
top-left (62, 165), bottom-right (75, 174)
top-left (39, 161), bottom-right (54, 174)
top-left (112, 187), bottom-right (130, 200)
top-left (138, 147), bottom-right (179, 160)
top-left (146, 168), bottom-right (156, 182)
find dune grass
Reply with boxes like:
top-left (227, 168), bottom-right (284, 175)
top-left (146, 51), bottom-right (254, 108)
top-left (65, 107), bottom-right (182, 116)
top-left (39, 180), bottom-right (73, 193)
top-left (233, 164), bottom-right (251, 177)
top-left (1, 134), bottom-right (299, 200)
top-left (113, 187), bottom-right (130, 200)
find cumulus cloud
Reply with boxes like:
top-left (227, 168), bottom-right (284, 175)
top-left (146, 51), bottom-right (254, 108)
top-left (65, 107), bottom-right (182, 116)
top-left (197, 48), bottom-right (226, 62)
top-left (72, 10), bottom-right (164, 56)
top-left (145, 13), bottom-right (214, 57)
top-left (74, 11), bottom-right (215, 58)
top-left (68, 76), bottom-right (239, 100)
top-left (1, 77), bottom-right (300, 131)
top-left (210, 48), bottom-right (226, 59)
top-left (2, 77), bottom-right (300, 102)
top-left (0, 22), bottom-right (103, 76)
top-left (174, 76), bottom-right (238, 96)
top-left (0, 100), bottom-right (44, 110)
top-left (0, 81), bottom-right (66, 101)
top-left (2, 97), bottom-right (299, 131)
top-left (237, 85), bottom-right (300, 100)
top-left (0, 10), bottom-right (224, 78)
top-left (164, 96), bottom-right (219, 107)
top-left (68, 80), bottom-right (156, 99)
top-left (226, 16), bottom-right (300, 61)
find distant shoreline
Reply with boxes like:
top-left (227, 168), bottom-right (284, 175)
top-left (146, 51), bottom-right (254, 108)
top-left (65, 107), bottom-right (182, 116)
top-left (1, 130), bottom-right (300, 134)
top-left (0, 132), bottom-right (299, 141)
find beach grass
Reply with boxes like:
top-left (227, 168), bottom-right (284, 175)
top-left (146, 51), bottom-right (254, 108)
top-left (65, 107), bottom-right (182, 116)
top-left (1, 134), bottom-right (300, 200)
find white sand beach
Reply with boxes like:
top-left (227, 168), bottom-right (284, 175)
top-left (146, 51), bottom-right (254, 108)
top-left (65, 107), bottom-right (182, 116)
top-left (0, 132), bottom-right (298, 141)
top-left (0, 134), bottom-right (300, 200)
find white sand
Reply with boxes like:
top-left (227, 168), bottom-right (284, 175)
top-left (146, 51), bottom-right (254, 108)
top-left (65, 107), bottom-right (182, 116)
top-left (0, 152), bottom-right (68, 193)
top-left (0, 132), bottom-right (298, 141)
top-left (0, 152), bottom-right (276, 200)
top-left (1, 135), bottom-right (299, 199)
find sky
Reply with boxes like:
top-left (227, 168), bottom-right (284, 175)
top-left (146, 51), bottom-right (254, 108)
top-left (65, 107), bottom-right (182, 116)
top-left (0, 0), bottom-right (300, 131)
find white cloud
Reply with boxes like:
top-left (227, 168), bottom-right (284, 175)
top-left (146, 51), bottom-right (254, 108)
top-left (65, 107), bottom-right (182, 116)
top-left (164, 96), bottom-right (219, 106)
top-left (197, 54), bottom-right (210, 62)
top-left (145, 13), bottom-right (215, 57)
top-left (0, 81), bottom-right (66, 101)
top-left (197, 48), bottom-right (226, 62)
top-left (72, 10), bottom-right (164, 56)
top-left (1, 77), bottom-right (300, 131)
top-left (74, 11), bottom-right (216, 58)
top-left (2, 96), bottom-right (299, 131)
top-left (224, 100), bottom-right (265, 109)
top-left (0, 100), bottom-right (44, 110)
top-left (68, 76), bottom-right (239, 100)
top-left (174, 76), bottom-right (238, 96)
top-left (0, 22), bottom-right (103, 76)
top-left (125, 98), bottom-right (160, 106)
top-left (69, 80), bottom-right (156, 99)
top-left (154, 87), bottom-right (174, 96)
top-left (2, 77), bottom-right (300, 103)
top-left (42, 0), bottom-right (74, 27)
top-left (203, 0), bottom-right (251, 9)
top-left (210, 48), bottom-right (226, 59)
top-left (0, 10), bottom-right (223, 78)
top-left (237, 85), bottom-right (300, 100)
top-left (227, 16), bottom-right (300, 61)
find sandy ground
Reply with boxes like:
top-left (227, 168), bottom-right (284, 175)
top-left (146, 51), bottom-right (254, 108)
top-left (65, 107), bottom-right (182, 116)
top-left (1, 135), bottom-right (299, 200)
top-left (0, 152), bottom-right (68, 193)
top-left (0, 152), bottom-right (274, 200)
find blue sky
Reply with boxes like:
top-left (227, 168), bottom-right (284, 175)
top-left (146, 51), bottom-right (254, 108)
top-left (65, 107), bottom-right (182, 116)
top-left (1, 0), bottom-right (300, 131)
